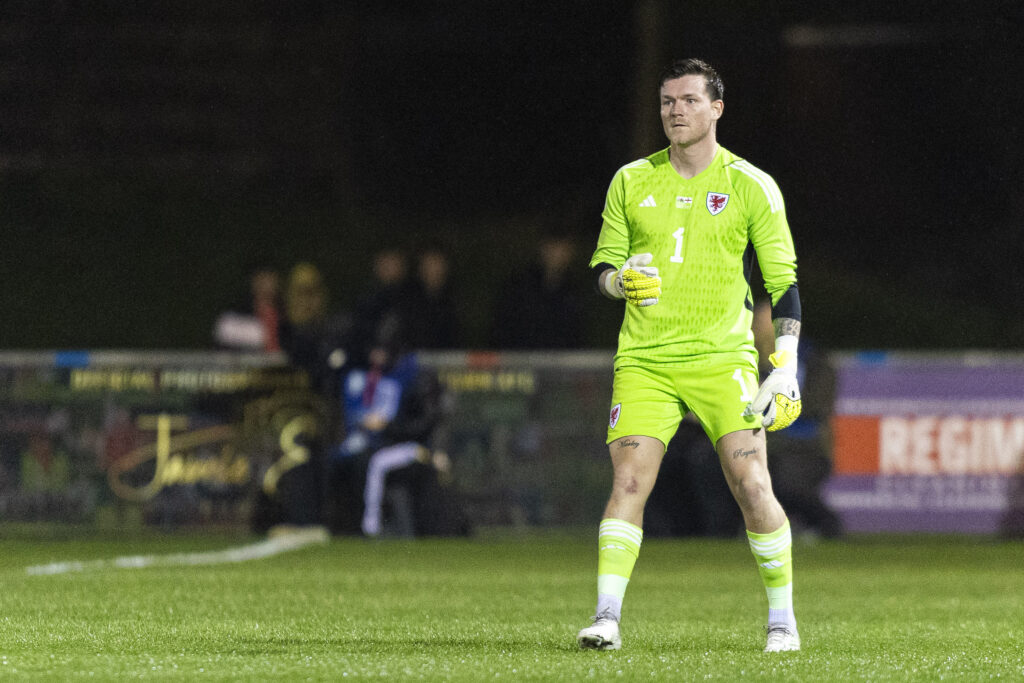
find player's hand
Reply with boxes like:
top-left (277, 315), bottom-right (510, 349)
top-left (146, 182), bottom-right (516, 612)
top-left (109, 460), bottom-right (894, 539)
top-left (743, 349), bottom-right (802, 431)
top-left (362, 412), bottom-right (388, 431)
top-left (612, 253), bottom-right (662, 307)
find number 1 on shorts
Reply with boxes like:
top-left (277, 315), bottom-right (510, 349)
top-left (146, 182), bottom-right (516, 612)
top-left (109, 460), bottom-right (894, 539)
top-left (731, 368), bottom-right (752, 402)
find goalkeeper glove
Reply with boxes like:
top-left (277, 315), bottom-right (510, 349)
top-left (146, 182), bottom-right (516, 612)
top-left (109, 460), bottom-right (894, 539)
top-left (743, 335), bottom-right (802, 431)
top-left (603, 253), bottom-right (662, 307)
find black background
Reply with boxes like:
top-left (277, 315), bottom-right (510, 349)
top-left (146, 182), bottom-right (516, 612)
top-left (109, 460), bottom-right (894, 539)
top-left (1, 1), bottom-right (1021, 350)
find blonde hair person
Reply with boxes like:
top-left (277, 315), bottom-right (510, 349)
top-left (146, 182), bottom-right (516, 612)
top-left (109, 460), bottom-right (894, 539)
top-left (285, 263), bottom-right (327, 327)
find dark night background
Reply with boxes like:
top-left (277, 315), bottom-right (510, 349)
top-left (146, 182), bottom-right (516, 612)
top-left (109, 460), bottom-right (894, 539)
top-left (1, 1), bottom-right (1021, 351)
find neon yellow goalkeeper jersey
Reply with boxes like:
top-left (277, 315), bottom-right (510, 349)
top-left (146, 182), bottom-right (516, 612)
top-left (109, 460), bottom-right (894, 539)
top-left (590, 145), bottom-right (797, 365)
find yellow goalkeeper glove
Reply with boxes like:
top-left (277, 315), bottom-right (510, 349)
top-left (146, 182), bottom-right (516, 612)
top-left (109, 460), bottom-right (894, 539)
top-left (743, 337), bottom-right (802, 431)
top-left (605, 253), bottom-right (661, 307)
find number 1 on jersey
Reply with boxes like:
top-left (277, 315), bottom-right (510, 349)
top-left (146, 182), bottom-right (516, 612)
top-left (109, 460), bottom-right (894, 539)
top-left (670, 227), bottom-right (685, 263)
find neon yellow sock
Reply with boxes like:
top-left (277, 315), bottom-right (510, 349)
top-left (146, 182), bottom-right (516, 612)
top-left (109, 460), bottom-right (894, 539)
top-left (747, 519), bottom-right (796, 629)
top-left (595, 518), bottom-right (642, 620)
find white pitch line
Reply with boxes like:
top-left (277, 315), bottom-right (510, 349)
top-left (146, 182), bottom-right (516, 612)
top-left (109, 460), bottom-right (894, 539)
top-left (26, 527), bottom-right (329, 576)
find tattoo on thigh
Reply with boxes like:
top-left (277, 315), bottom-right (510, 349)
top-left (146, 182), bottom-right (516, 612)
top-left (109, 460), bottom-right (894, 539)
top-left (618, 439), bottom-right (640, 449)
top-left (732, 447), bottom-right (758, 460)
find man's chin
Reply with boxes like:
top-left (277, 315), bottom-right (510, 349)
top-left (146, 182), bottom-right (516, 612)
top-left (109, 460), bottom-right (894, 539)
top-left (668, 129), bottom-right (709, 148)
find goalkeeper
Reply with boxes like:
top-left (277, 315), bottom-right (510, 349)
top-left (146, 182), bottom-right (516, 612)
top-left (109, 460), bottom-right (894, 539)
top-left (577, 58), bottom-right (803, 654)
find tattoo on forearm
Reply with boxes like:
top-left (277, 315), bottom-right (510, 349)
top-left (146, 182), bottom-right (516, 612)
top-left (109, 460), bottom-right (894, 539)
top-left (732, 447), bottom-right (758, 460)
top-left (774, 317), bottom-right (801, 338)
top-left (618, 439), bottom-right (640, 450)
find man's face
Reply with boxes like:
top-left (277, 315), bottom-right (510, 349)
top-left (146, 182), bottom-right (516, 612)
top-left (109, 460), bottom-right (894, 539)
top-left (418, 252), bottom-right (448, 291)
top-left (660, 75), bottom-right (723, 147)
top-left (374, 251), bottom-right (407, 285)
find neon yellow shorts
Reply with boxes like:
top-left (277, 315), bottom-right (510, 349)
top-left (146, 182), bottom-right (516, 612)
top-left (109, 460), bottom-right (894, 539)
top-left (606, 352), bottom-right (761, 449)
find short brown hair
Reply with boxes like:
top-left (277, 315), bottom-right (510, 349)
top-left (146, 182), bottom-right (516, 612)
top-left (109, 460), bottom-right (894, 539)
top-left (658, 58), bottom-right (724, 101)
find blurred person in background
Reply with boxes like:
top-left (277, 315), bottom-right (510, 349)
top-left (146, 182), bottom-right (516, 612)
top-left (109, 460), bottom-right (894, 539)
top-left (352, 248), bottom-right (412, 358)
top-left (257, 262), bottom-right (350, 531)
top-left (578, 58), bottom-right (803, 653)
top-left (10, 430), bottom-right (76, 521)
top-left (405, 246), bottom-right (461, 349)
top-left (643, 415), bottom-right (743, 538)
top-left (213, 263), bottom-right (284, 352)
top-left (752, 299), bottom-right (841, 539)
top-left (20, 431), bottom-right (70, 494)
top-left (280, 262), bottom-right (351, 394)
top-left (492, 232), bottom-right (584, 349)
top-left (327, 312), bottom-right (467, 538)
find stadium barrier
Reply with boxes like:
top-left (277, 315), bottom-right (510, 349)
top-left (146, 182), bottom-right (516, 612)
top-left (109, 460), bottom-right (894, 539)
top-left (0, 349), bottom-right (614, 530)
top-left (0, 350), bottom-right (319, 528)
top-left (0, 350), bottom-right (1021, 535)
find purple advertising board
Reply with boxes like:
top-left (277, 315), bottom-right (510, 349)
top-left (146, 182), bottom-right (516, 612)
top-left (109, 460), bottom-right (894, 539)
top-left (824, 352), bottom-right (1024, 534)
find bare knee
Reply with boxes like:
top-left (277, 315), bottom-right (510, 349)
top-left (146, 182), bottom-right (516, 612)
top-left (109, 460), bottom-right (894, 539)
top-left (730, 473), bottom-right (772, 511)
top-left (604, 436), bottom-right (664, 524)
top-left (608, 464), bottom-right (648, 505)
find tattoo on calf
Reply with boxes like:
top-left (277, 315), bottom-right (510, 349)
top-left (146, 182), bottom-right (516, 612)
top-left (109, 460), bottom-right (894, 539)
top-left (625, 477), bottom-right (639, 494)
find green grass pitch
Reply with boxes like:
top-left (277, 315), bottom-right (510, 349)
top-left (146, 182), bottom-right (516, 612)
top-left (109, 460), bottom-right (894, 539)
top-left (0, 528), bottom-right (1021, 680)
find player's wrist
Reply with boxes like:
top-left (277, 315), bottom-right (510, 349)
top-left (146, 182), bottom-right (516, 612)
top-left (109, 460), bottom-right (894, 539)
top-left (768, 335), bottom-right (799, 375)
top-left (603, 269), bottom-right (624, 299)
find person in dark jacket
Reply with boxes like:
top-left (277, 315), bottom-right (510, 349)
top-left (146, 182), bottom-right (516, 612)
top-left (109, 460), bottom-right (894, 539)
top-left (330, 313), bottom-right (466, 537)
top-left (404, 247), bottom-right (461, 349)
top-left (492, 233), bottom-right (585, 349)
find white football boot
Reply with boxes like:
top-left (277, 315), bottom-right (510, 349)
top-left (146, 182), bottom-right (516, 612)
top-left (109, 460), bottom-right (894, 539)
top-left (577, 616), bottom-right (621, 650)
top-left (764, 625), bottom-right (800, 652)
